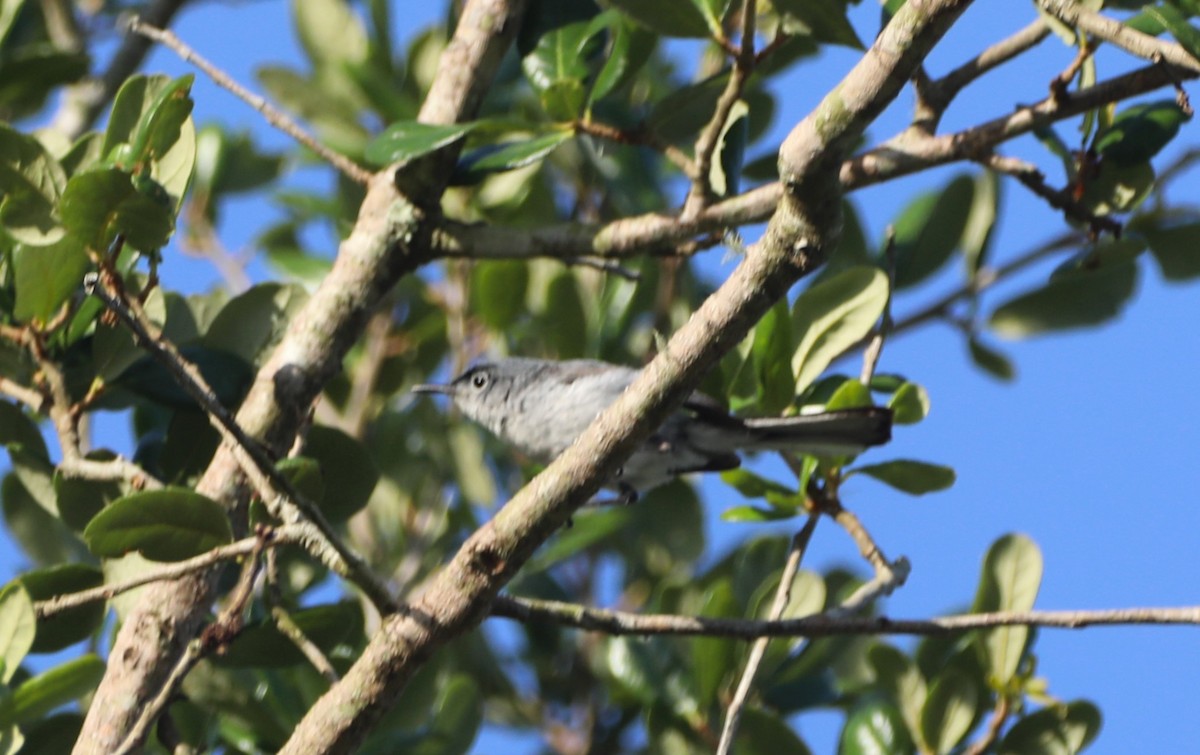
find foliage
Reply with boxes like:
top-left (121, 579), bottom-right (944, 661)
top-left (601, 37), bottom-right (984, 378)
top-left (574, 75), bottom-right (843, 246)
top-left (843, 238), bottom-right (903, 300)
top-left (0, 0), bottom-right (1196, 752)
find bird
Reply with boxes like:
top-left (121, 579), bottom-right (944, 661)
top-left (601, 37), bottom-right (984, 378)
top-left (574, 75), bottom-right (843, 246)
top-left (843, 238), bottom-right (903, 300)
top-left (413, 357), bottom-right (892, 501)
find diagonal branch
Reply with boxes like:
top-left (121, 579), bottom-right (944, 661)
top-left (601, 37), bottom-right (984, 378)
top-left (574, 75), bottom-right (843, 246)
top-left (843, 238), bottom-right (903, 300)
top-left (278, 3), bottom-right (972, 754)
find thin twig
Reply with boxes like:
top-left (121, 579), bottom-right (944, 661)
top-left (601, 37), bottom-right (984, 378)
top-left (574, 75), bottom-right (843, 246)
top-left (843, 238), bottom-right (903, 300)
top-left (964, 695), bottom-right (1011, 755)
top-left (716, 514), bottom-right (818, 755)
top-left (265, 548), bottom-right (340, 683)
top-left (33, 525), bottom-right (305, 620)
top-left (860, 227), bottom-right (896, 385)
top-left (490, 597), bottom-right (1200, 638)
top-left (126, 17), bottom-right (373, 185)
top-left (920, 19), bottom-right (1051, 120)
top-left (0, 376), bottom-right (44, 410)
top-left (981, 153), bottom-right (1122, 238)
top-left (1037, 0), bottom-right (1200, 72)
top-left (575, 119), bottom-right (694, 175)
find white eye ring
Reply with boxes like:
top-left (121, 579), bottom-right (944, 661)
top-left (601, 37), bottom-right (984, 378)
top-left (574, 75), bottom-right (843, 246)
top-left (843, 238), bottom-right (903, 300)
top-left (472, 373), bottom-right (487, 389)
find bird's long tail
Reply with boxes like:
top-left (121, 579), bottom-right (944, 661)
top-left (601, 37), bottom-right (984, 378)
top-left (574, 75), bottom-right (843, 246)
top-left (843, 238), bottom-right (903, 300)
top-left (738, 407), bottom-right (893, 457)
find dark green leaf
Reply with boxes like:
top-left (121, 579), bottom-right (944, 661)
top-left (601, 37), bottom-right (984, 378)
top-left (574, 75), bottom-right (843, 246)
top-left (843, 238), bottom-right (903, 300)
top-left (542, 270), bottom-right (589, 358)
top-left (1080, 160), bottom-right (1155, 215)
top-left (891, 174), bottom-right (976, 289)
top-left (1096, 100), bottom-right (1190, 167)
top-left (193, 125), bottom-right (286, 198)
top-left (0, 123), bottom-right (66, 246)
top-left (54, 454), bottom-right (125, 531)
top-left (888, 382), bottom-right (929, 425)
top-left (967, 337), bottom-right (1016, 382)
top-left (276, 457), bottom-right (325, 505)
top-left (525, 507), bottom-right (634, 572)
top-left (113, 346), bottom-right (253, 411)
top-left (791, 266), bottom-right (888, 394)
top-left (102, 75), bottom-right (197, 204)
top-left (0, 49), bottom-right (88, 122)
top-left (451, 131), bottom-right (572, 185)
top-left (7, 445), bottom-right (55, 515)
top-left (216, 602), bottom-right (364, 668)
top-left (710, 99), bottom-right (749, 197)
top-left (15, 712), bottom-right (81, 755)
top-left (83, 487), bottom-right (233, 562)
top-left (989, 239), bottom-right (1144, 338)
top-left (470, 261), bottom-right (529, 330)
top-left (364, 121), bottom-right (473, 166)
top-left (720, 468), bottom-right (795, 500)
top-left (1141, 221), bottom-right (1200, 280)
top-left (973, 533), bottom-right (1043, 684)
top-left (410, 675), bottom-right (484, 755)
top-left (773, 0), bottom-right (864, 48)
top-left (734, 707), bottom-right (814, 754)
top-left (648, 73), bottom-right (728, 144)
top-left (59, 168), bottom-right (175, 250)
top-left (869, 644), bottom-right (926, 749)
top-left (604, 0), bottom-right (712, 37)
top-left (0, 402), bottom-right (48, 459)
top-left (8, 655), bottom-right (104, 725)
top-left (2, 475), bottom-right (82, 567)
top-left (303, 426), bottom-right (380, 522)
top-left (999, 701), bottom-right (1102, 755)
top-left (853, 460), bottom-right (955, 495)
top-left (0, 583), bottom-right (35, 683)
top-left (18, 564), bottom-right (104, 653)
top-left (203, 282), bottom-right (309, 364)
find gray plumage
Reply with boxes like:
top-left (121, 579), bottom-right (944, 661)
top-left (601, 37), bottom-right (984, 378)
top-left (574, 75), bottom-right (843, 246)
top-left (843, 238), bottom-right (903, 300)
top-left (413, 357), bottom-right (892, 498)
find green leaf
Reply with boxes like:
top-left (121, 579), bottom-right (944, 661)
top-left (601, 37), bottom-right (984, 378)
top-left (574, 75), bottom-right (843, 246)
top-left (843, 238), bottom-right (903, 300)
top-left (13, 712), bottom-right (79, 755)
top-left (720, 468), bottom-right (795, 499)
top-left (691, 580), bottom-right (738, 706)
top-left (989, 239), bottom-right (1144, 338)
top-left (891, 174), bottom-right (976, 289)
top-left (967, 337), bottom-right (1016, 381)
top-left (854, 460), bottom-right (956, 495)
top-left (888, 382), bottom-right (929, 425)
top-left (7, 445), bottom-right (55, 515)
top-left (733, 707), bottom-right (814, 754)
top-left (292, 0), bottom-right (368, 70)
top-left (869, 644), bottom-right (927, 751)
top-left (973, 533), bottom-right (1043, 684)
top-left (604, 0), bottom-right (712, 37)
top-left (470, 260), bottom-right (530, 330)
top-left (542, 270), bottom-right (589, 358)
top-left (999, 701), bottom-right (1102, 755)
top-left (275, 457), bottom-right (325, 505)
top-left (113, 346), bottom-right (253, 411)
top-left (102, 75), bottom-right (197, 205)
top-left (773, 0), bottom-right (864, 49)
top-left (920, 668), bottom-right (978, 754)
top-left (8, 654), bottom-right (104, 725)
top-left (0, 583), bottom-right (35, 683)
top-left (0, 402), bottom-right (48, 459)
top-left (525, 507), bottom-right (634, 572)
top-left (303, 425), bottom-right (380, 522)
top-left (648, 73), bottom-right (728, 144)
top-left (203, 282), bottom-right (309, 364)
top-left (1096, 100), bottom-right (1191, 166)
top-left (1079, 159), bottom-right (1155, 215)
top-left (10, 236), bottom-right (88, 323)
top-left (0, 123), bottom-right (66, 246)
top-left (710, 99), bottom-right (749, 197)
top-left (840, 698), bottom-right (913, 755)
top-left (451, 131), bottom-right (572, 185)
top-left (522, 16), bottom-right (607, 120)
top-left (751, 297), bottom-right (796, 415)
top-left (0, 48), bottom-right (88, 123)
top-left (216, 602), bottom-right (364, 668)
top-left (193, 126), bottom-right (286, 200)
top-left (447, 424), bottom-right (496, 505)
top-left (18, 564), bottom-right (104, 653)
top-left (2, 474), bottom-right (81, 567)
top-left (791, 266), bottom-right (889, 394)
top-left (59, 168), bottom-right (175, 250)
top-left (590, 13), bottom-right (656, 102)
top-left (1141, 221), bottom-right (1200, 280)
top-left (83, 487), bottom-right (233, 562)
top-left (364, 121), bottom-right (473, 166)
top-left (411, 674), bottom-right (484, 755)
top-left (721, 504), bottom-right (798, 522)
top-left (825, 378), bottom-right (872, 411)
top-left (962, 170), bottom-right (1000, 277)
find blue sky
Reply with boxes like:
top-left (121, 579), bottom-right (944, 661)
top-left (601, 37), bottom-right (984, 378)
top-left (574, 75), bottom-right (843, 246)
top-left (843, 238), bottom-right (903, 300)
top-left (3, 1), bottom-right (1199, 752)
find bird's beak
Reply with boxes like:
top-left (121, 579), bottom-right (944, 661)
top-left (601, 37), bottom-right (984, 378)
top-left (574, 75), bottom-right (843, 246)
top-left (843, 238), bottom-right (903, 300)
top-left (411, 383), bottom-right (453, 395)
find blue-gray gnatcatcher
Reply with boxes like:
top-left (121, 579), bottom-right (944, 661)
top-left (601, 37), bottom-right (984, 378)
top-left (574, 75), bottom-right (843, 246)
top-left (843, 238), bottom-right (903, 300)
top-left (413, 357), bottom-right (892, 500)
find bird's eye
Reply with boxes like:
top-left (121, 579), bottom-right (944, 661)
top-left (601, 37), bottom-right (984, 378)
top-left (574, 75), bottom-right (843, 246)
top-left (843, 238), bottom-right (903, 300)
top-left (471, 373), bottom-right (488, 389)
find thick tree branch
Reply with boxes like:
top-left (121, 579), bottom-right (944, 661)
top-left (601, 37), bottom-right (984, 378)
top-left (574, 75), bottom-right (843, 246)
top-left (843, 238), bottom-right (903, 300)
top-left (75, 0), bottom-right (529, 746)
top-left (1037, 0), bottom-right (1200, 71)
top-left (491, 597), bottom-right (1200, 637)
top-left (278, 3), bottom-right (969, 754)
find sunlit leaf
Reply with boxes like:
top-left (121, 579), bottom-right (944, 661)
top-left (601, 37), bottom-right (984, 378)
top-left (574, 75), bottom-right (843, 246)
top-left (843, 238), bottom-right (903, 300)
top-left (791, 266), bottom-right (889, 395)
top-left (973, 533), bottom-right (1043, 684)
